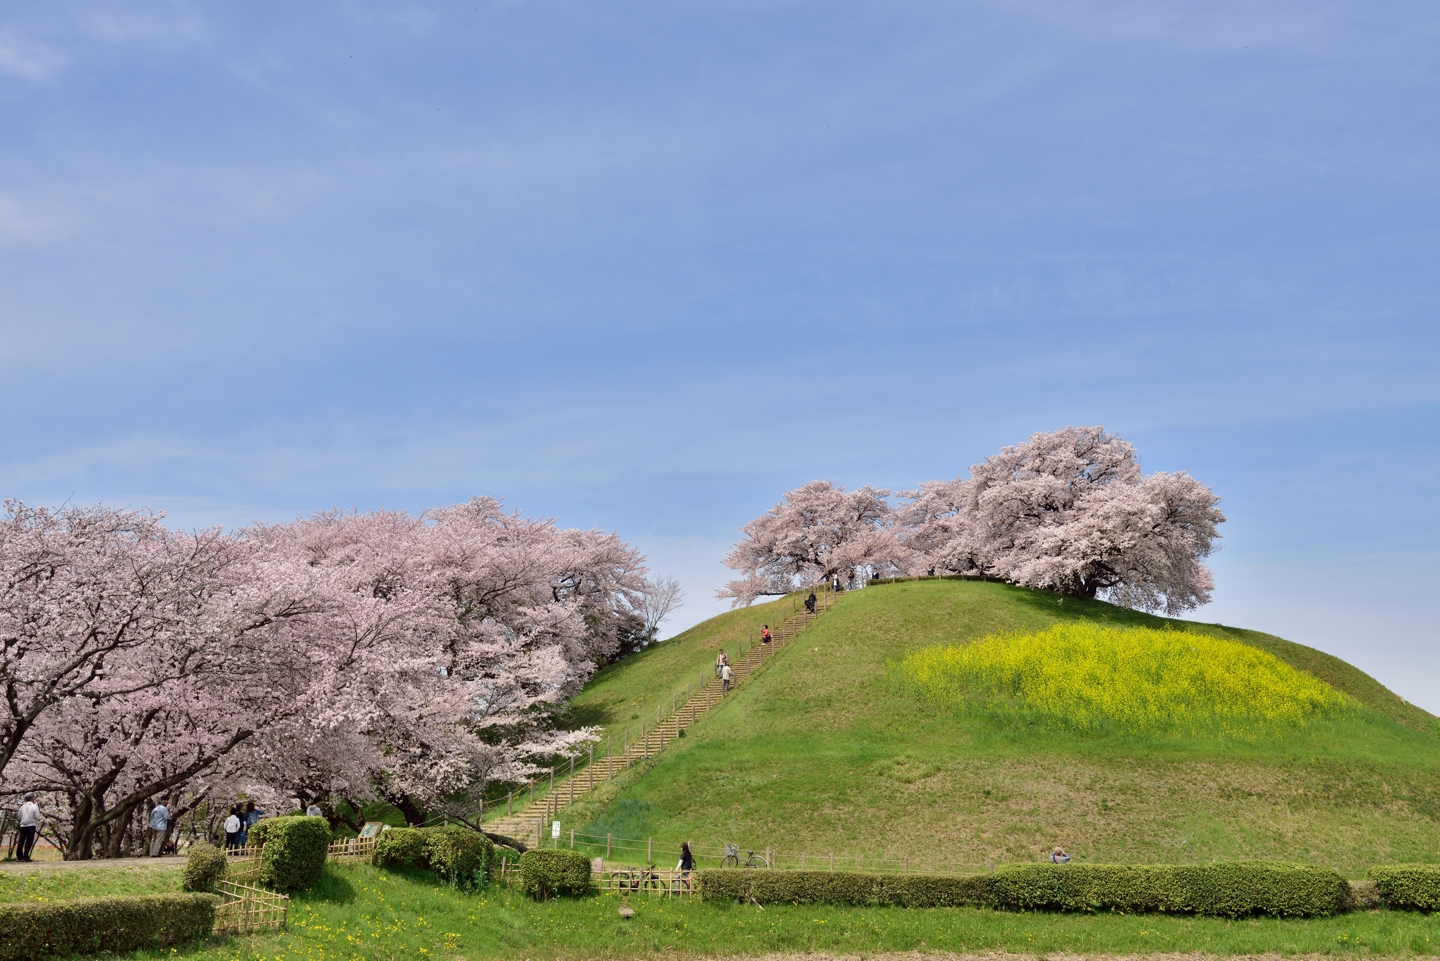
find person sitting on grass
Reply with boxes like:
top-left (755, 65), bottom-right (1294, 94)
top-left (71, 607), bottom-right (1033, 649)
top-left (1050, 845), bottom-right (1071, 864)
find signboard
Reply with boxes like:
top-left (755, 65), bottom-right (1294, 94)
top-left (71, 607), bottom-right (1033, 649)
top-left (358, 822), bottom-right (385, 839)
top-left (551, 820), bottom-right (561, 839)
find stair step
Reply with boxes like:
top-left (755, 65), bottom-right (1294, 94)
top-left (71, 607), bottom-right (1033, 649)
top-left (487, 592), bottom-right (844, 841)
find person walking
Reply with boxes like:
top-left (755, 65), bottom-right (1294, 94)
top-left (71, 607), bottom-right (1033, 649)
top-left (148, 797), bottom-right (171, 857)
top-left (223, 806), bottom-right (243, 851)
top-left (720, 662), bottom-right (732, 693)
top-left (715, 649), bottom-right (728, 678)
top-left (760, 625), bottom-right (772, 644)
top-left (805, 591), bottom-right (816, 614)
top-left (15, 793), bottom-right (39, 862)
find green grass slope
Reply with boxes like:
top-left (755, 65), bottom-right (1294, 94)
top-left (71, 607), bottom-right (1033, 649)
top-left (562, 592), bottom-right (806, 736)
top-left (568, 579), bottom-right (1440, 876)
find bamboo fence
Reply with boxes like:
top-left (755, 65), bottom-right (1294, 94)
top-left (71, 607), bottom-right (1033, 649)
top-left (213, 878), bottom-right (289, 935)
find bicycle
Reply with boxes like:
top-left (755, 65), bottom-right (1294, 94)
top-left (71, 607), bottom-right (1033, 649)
top-left (720, 844), bottom-right (769, 869)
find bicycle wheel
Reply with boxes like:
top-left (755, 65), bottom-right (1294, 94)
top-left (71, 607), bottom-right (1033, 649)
top-left (721, 855), bottom-right (739, 869)
top-left (743, 853), bottom-right (768, 869)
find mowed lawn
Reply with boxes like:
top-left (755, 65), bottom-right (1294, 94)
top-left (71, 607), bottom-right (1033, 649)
top-left (14, 863), bottom-right (1440, 960)
top-left (570, 580), bottom-right (1440, 876)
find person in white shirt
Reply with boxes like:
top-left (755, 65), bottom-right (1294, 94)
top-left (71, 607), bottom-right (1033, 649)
top-left (720, 662), bottom-right (733, 693)
top-left (223, 806), bottom-right (243, 851)
top-left (16, 793), bottom-right (39, 862)
top-left (148, 797), bottom-right (170, 857)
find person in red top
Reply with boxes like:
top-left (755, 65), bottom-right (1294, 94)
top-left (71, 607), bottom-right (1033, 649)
top-left (761, 625), bottom-right (772, 644)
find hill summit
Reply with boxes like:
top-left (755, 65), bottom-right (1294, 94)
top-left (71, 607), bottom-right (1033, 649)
top-left (565, 579), bottom-right (1440, 875)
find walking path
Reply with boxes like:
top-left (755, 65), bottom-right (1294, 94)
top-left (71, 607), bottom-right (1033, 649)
top-left (0, 855), bottom-right (179, 872)
top-left (486, 586), bottom-right (844, 847)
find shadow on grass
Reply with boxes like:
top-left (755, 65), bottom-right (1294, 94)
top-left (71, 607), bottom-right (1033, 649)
top-left (293, 866), bottom-right (359, 903)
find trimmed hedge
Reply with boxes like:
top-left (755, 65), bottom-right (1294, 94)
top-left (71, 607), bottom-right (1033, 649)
top-left (1368, 865), bottom-right (1440, 911)
top-left (182, 842), bottom-right (228, 892)
top-left (372, 826), bottom-right (494, 888)
top-left (700, 862), bottom-right (1347, 917)
top-left (698, 869), bottom-right (992, 907)
top-left (0, 893), bottom-right (218, 961)
top-left (991, 862), bottom-right (1349, 917)
top-left (423, 828), bottom-right (493, 888)
top-left (373, 826), bottom-right (429, 870)
top-left (250, 815), bottom-right (330, 891)
top-left (518, 849), bottom-right (592, 901)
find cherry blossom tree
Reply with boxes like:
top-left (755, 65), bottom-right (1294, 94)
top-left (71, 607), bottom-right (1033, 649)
top-left (718, 481), bottom-right (900, 606)
top-left (899, 426), bottom-right (1224, 614)
top-left (2, 497), bottom-right (648, 857)
top-left (0, 502), bottom-right (312, 784)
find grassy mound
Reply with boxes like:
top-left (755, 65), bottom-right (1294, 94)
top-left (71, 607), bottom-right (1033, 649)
top-left (901, 623), bottom-right (1351, 739)
top-left (563, 579), bottom-right (1440, 875)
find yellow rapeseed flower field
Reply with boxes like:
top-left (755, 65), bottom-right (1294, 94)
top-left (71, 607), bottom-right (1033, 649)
top-left (900, 623), bottom-right (1351, 738)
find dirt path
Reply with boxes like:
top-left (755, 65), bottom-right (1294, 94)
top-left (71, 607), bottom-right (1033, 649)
top-left (0, 855), bottom-right (180, 872)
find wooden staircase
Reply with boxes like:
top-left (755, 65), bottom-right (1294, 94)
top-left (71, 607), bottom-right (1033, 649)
top-left (485, 585), bottom-right (843, 847)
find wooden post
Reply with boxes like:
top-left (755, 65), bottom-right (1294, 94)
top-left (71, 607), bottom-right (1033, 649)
top-left (508, 791), bottom-right (513, 815)
top-left (570, 828), bottom-right (575, 849)
top-left (589, 745), bottom-right (594, 790)
top-left (529, 781), bottom-right (534, 804)
top-left (766, 847), bottom-right (771, 869)
top-left (801, 853), bottom-right (806, 869)
top-left (648, 837), bottom-right (653, 863)
top-left (904, 856), bottom-right (909, 874)
top-left (640, 719), bottom-right (646, 757)
top-left (624, 728), bottom-right (628, 756)
top-left (607, 833), bottom-right (612, 858)
top-left (829, 852), bottom-right (834, 872)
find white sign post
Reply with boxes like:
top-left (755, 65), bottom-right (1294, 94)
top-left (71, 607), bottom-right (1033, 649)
top-left (551, 820), bottom-right (561, 843)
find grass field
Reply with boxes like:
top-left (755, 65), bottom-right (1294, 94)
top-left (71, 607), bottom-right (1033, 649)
top-left (560, 580), bottom-right (1440, 875)
top-left (0, 865), bottom-right (183, 903)
top-left (17, 863), bottom-right (1440, 960)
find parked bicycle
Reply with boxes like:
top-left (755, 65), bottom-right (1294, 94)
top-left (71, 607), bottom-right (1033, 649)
top-left (720, 843), bottom-right (768, 869)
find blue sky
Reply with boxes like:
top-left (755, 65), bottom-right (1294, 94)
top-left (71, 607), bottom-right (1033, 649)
top-left (2, 2), bottom-right (1437, 708)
